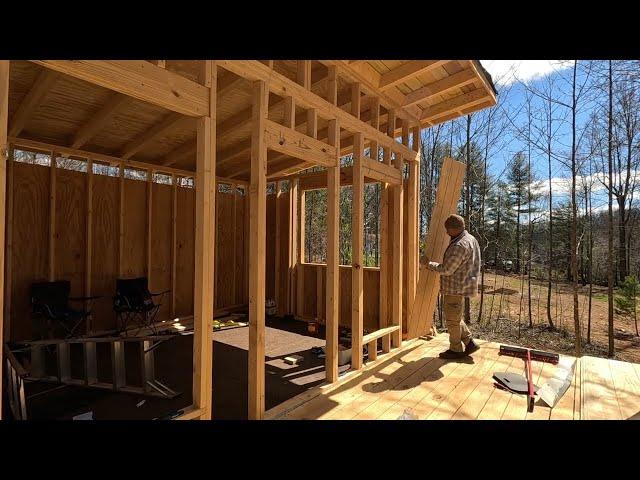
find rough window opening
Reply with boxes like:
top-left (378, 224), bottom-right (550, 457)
top-left (153, 172), bottom-right (173, 185)
top-left (92, 162), bottom-right (120, 177)
top-left (177, 177), bottom-right (194, 189)
top-left (56, 156), bottom-right (87, 172)
top-left (304, 184), bottom-right (381, 267)
top-left (12, 149), bottom-right (51, 166)
top-left (266, 182), bottom-right (277, 195)
top-left (124, 167), bottom-right (148, 181)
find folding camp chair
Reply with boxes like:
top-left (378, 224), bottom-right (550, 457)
top-left (113, 278), bottom-right (170, 336)
top-left (30, 281), bottom-right (99, 339)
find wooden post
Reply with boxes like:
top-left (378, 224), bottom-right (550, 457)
top-left (406, 126), bottom-right (420, 330)
top-left (248, 80), bottom-right (268, 420)
top-left (289, 178), bottom-right (299, 315)
top-left (0, 60), bottom-right (9, 419)
top-left (352, 132), bottom-right (364, 370)
top-left (49, 150), bottom-right (56, 280)
top-left (193, 60), bottom-right (216, 420)
top-left (85, 159), bottom-right (93, 333)
top-left (380, 108), bottom-right (395, 353)
top-left (326, 118), bottom-right (340, 382)
top-left (171, 175), bottom-right (177, 318)
top-left (391, 129), bottom-right (406, 349)
top-left (297, 187), bottom-right (305, 317)
top-left (118, 161), bottom-right (125, 276)
top-left (146, 169), bottom-right (153, 279)
top-left (274, 181), bottom-right (281, 314)
top-left (232, 182), bottom-right (238, 305)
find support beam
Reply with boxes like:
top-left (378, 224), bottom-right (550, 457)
top-left (391, 132), bottom-right (405, 349)
top-left (379, 60), bottom-right (448, 91)
top-left (362, 157), bottom-right (402, 185)
top-left (296, 187), bottom-right (305, 317)
top-left (217, 61), bottom-right (418, 162)
top-left (193, 61), bottom-right (216, 420)
top-left (118, 162), bottom-right (125, 275)
top-left (72, 94), bottom-right (129, 149)
top-left (4, 146), bottom-right (13, 342)
top-left (10, 136), bottom-right (194, 178)
top-left (121, 112), bottom-right (186, 160)
top-left (351, 132), bottom-right (364, 370)
top-left (161, 140), bottom-right (197, 167)
top-left (263, 119), bottom-right (336, 168)
top-left (9, 69), bottom-right (60, 137)
top-left (404, 68), bottom-right (476, 108)
top-left (420, 89), bottom-right (488, 122)
top-left (326, 118), bottom-right (340, 383)
top-left (248, 80), bottom-right (268, 420)
top-left (275, 181), bottom-right (282, 314)
top-left (0, 60), bottom-right (9, 419)
top-left (33, 60), bottom-right (209, 117)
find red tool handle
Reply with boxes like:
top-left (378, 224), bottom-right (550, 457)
top-left (526, 348), bottom-right (534, 412)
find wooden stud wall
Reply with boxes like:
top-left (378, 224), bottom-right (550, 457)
top-left (5, 154), bottom-right (248, 340)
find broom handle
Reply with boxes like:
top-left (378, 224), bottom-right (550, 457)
top-left (526, 349), bottom-right (534, 412)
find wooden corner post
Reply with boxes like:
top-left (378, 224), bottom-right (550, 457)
top-left (0, 60), bottom-right (9, 420)
top-left (248, 80), bottom-right (268, 420)
top-left (351, 132), bottom-right (365, 370)
top-left (193, 60), bottom-right (216, 420)
top-left (325, 65), bottom-right (340, 382)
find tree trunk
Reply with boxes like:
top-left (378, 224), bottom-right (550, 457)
top-left (608, 60), bottom-right (615, 358)
top-left (570, 61), bottom-right (581, 357)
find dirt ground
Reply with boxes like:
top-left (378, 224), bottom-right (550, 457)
top-left (450, 270), bottom-right (640, 363)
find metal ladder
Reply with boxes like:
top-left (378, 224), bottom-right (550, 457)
top-left (14, 335), bottom-right (180, 399)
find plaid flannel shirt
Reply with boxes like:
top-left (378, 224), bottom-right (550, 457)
top-left (427, 230), bottom-right (481, 297)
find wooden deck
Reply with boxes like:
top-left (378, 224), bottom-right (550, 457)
top-left (266, 334), bottom-right (640, 420)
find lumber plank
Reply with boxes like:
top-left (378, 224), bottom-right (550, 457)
top-left (326, 119), bottom-right (340, 383)
top-left (581, 356), bottom-right (623, 420)
top-left (72, 93), bottom-right (129, 149)
top-left (351, 132), bottom-right (365, 370)
top-left (263, 119), bottom-right (337, 168)
top-left (379, 60), bottom-right (448, 90)
top-left (9, 68), bottom-right (60, 137)
top-left (192, 61), bottom-right (216, 420)
top-left (607, 358), bottom-right (640, 419)
top-left (32, 60), bottom-right (209, 117)
top-left (407, 157), bottom-right (465, 339)
top-left (248, 80), bottom-right (268, 420)
top-left (0, 60), bottom-right (8, 418)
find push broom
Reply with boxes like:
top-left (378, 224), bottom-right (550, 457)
top-left (496, 345), bottom-right (559, 412)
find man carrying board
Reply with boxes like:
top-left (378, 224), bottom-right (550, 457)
top-left (422, 214), bottom-right (481, 359)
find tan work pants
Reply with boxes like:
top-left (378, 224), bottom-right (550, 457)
top-left (442, 294), bottom-right (472, 352)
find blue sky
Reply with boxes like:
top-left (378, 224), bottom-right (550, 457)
top-left (476, 60), bottom-right (610, 214)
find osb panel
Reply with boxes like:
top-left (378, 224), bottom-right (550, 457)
top-left (10, 162), bottom-right (50, 341)
top-left (121, 179), bottom-right (147, 278)
top-left (8, 61), bottom-right (41, 121)
top-left (91, 173), bottom-right (119, 332)
top-left (55, 168), bottom-right (87, 300)
top-left (175, 186), bottom-right (195, 317)
top-left (236, 191), bottom-right (249, 304)
top-left (85, 99), bottom-right (169, 154)
top-left (151, 182), bottom-right (173, 322)
top-left (215, 191), bottom-right (236, 308)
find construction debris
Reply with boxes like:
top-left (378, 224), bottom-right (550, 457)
top-left (537, 357), bottom-right (576, 408)
top-left (284, 354), bottom-right (304, 365)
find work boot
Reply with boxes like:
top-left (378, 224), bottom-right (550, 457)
top-left (465, 339), bottom-right (480, 355)
top-left (438, 349), bottom-right (466, 360)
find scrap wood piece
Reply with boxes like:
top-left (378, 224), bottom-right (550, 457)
top-left (407, 158), bottom-right (466, 339)
top-left (537, 357), bottom-right (576, 408)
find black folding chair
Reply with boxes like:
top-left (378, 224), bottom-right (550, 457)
top-left (30, 281), bottom-right (99, 339)
top-left (113, 278), bottom-right (170, 336)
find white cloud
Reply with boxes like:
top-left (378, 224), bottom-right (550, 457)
top-left (479, 60), bottom-right (574, 86)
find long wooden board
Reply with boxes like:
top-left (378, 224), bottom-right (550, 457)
top-left (407, 157), bottom-right (465, 339)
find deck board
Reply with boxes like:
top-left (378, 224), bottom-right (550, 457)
top-left (269, 335), bottom-right (640, 420)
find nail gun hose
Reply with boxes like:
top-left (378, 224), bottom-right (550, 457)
top-left (526, 349), bottom-right (534, 412)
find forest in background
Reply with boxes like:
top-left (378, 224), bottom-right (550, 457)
top-left (302, 60), bottom-right (640, 361)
